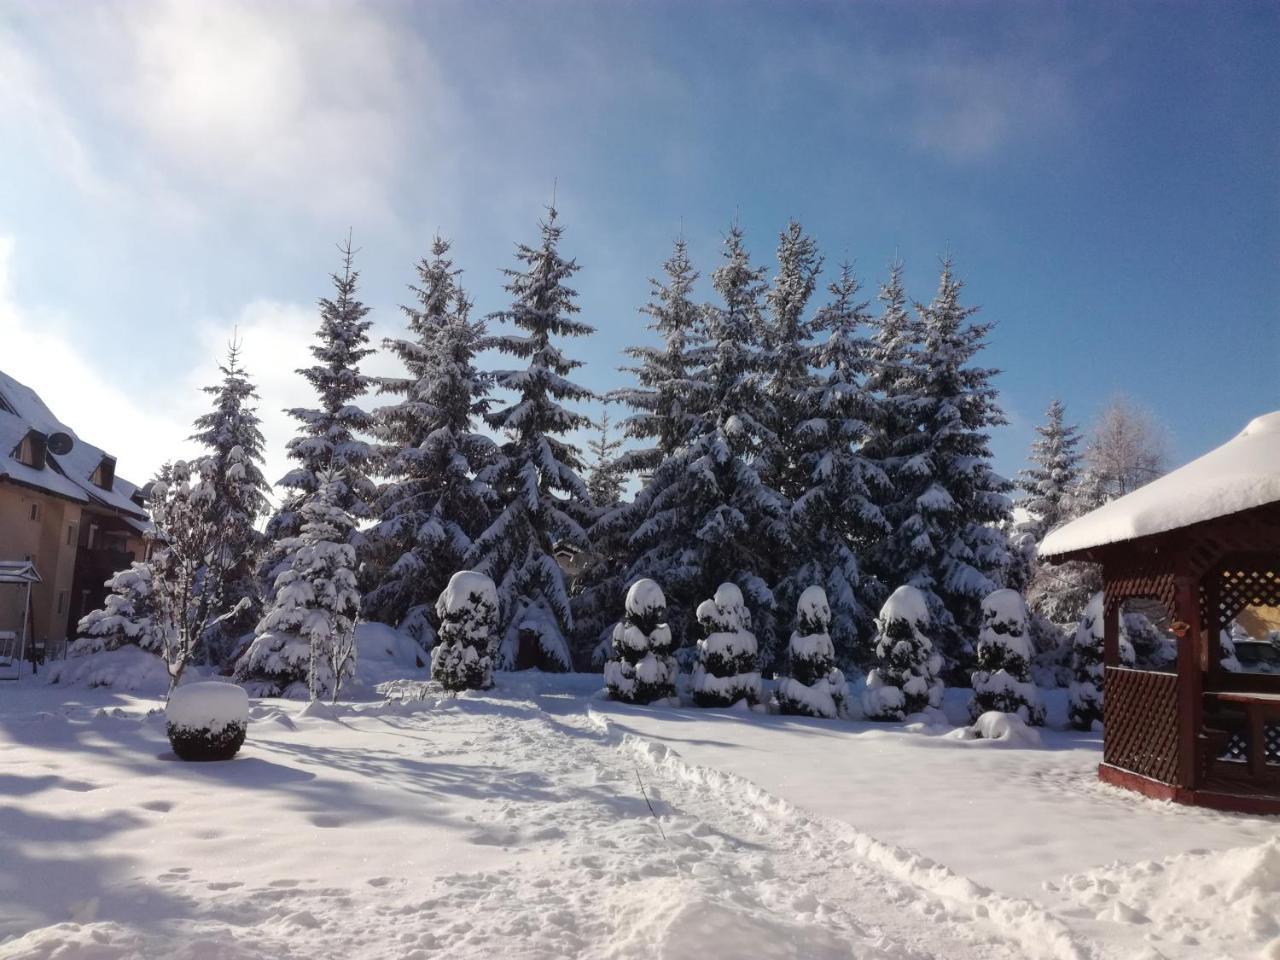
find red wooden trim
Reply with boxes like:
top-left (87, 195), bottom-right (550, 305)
top-left (1174, 574), bottom-right (1202, 788)
top-left (1099, 763), bottom-right (1280, 815)
top-left (1098, 763), bottom-right (1191, 802)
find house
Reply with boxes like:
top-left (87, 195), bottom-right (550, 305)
top-left (0, 369), bottom-right (150, 660)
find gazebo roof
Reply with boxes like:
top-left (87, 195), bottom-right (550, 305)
top-left (1041, 411), bottom-right (1280, 560)
top-left (0, 560), bottom-right (41, 585)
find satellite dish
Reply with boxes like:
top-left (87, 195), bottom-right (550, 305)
top-left (46, 432), bottom-right (73, 456)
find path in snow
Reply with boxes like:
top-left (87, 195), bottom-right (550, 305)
top-left (2, 688), bottom-right (1096, 960)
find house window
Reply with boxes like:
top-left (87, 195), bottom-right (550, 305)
top-left (56, 591), bottom-right (67, 615)
top-left (87, 524), bottom-right (98, 550)
top-left (29, 503), bottom-right (40, 522)
top-left (67, 523), bottom-right (77, 546)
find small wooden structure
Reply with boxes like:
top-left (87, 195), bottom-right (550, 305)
top-left (1042, 412), bottom-right (1280, 815)
top-left (0, 560), bottom-right (41, 682)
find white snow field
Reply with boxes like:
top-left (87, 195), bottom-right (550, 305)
top-left (1, 673), bottom-right (1276, 960)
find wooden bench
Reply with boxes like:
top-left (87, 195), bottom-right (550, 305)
top-left (1205, 690), bottom-right (1280, 780)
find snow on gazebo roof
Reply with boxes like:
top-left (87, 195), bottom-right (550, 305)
top-left (1040, 411), bottom-right (1280, 559)
top-left (0, 561), bottom-right (41, 584)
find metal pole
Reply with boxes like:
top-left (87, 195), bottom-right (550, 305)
top-left (17, 581), bottom-right (30, 684)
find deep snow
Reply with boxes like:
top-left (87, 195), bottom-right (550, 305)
top-left (0, 672), bottom-right (1275, 960)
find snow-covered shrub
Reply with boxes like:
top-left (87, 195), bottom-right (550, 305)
top-left (46, 645), bottom-right (169, 693)
top-left (72, 562), bottom-right (161, 655)
top-left (861, 585), bottom-right (943, 721)
top-left (951, 710), bottom-right (1043, 747)
top-left (691, 583), bottom-right (762, 708)
top-left (1122, 608), bottom-right (1176, 669)
top-left (969, 589), bottom-right (1045, 725)
top-left (1219, 622), bottom-right (1246, 674)
top-left (1068, 592), bottom-right (1135, 731)
top-left (775, 585), bottom-right (846, 718)
top-left (432, 571), bottom-right (499, 692)
top-left (604, 579), bottom-right (677, 705)
top-left (236, 475), bottom-right (360, 701)
top-left (166, 681), bottom-right (249, 761)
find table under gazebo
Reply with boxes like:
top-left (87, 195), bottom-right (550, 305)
top-left (1041, 412), bottom-right (1280, 815)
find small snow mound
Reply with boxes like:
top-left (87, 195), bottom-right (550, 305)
top-left (625, 577), bottom-right (666, 614)
top-left (949, 711), bottom-right (1043, 746)
top-left (1242, 410), bottom-right (1280, 437)
top-left (712, 581), bottom-right (744, 610)
top-left (796, 584), bottom-right (830, 622)
top-left (436, 570), bottom-right (498, 616)
top-left (45, 645), bottom-right (169, 693)
top-left (982, 588), bottom-right (1026, 623)
top-left (352, 621), bottom-right (428, 688)
top-left (165, 681), bottom-right (248, 733)
top-left (298, 699), bottom-right (339, 720)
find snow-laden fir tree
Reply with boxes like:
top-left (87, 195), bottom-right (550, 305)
top-left (1010, 399), bottom-right (1083, 597)
top-left (260, 236), bottom-right (375, 600)
top-left (620, 226), bottom-right (786, 666)
top-left (613, 236), bottom-right (707, 474)
top-left (692, 581), bottom-right (762, 707)
top-left (468, 206), bottom-right (593, 671)
top-left (1067, 591), bottom-right (1134, 730)
top-left (872, 258), bottom-right (1013, 670)
top-left (969, 589), bottom-right (1045, 725)
top-left (777, 262), bottom-right (889, 669)
top-left (366, 236), bottom-right (495, 647)
top-left (432, 570), bottom-right (499, 692)
top-left (775, 585), bottom-right (847, 719)
top-left (189, 342), bottom-right (271, 666)
top-left (574, 237), bottom-right (707, 662)
top-left (862, 585), bottom-right (944, 721)
top-left (585, 410), bottom-right (626, 508)
top-left (237, 473), bottom-right (360, 701)
top-left (148, 456), bottom-right (254, 696)
top-left (71, 562), bottom-right (161, 655)
top-left (604, 578), bottom-right (677, 704)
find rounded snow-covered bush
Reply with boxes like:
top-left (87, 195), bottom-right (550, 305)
top-left (691, 583), bottom-right (762, 708)
top-left (775, 585), bottom-right (846, 718)
top-left (969, 589), bottom-right (1045, 725)
top-left (432, 571), bottom-right (499, 692)
top-left (861, 585), bottom-right (943, 721)
top-left (166, 681), bottom-right (249, 761)
top-left (604, 579), bottom-right (677, 705)
top-left (1068, 591), bottom-right (1135, 730)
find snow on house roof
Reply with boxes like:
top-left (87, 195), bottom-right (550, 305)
top-left (1041, 411), bottom-right (1280, 559)
top-left (0, 368), bottom-right (149, 521)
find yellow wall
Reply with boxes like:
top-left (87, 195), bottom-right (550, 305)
top-left (0, 482), bottom-right (82, 655)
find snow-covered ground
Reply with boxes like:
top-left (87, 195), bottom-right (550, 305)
top-left (1, 672), bottom-right (1276, 960)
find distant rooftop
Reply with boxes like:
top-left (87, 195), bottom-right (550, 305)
top-left (1041, 411), bottom-right (1280, 559)
top-left (0, 368), bottom-right (149, 528)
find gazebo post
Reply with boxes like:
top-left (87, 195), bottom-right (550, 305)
top-left (1102, 580), bottom-right (1120, 668)
top-left (1173, 571), bottom-right (1203, 789)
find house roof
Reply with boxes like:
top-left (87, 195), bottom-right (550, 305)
top-left (1040, 411), bottom-right (1280, 559)
top-left (0, 369), bottom-right (149, 523)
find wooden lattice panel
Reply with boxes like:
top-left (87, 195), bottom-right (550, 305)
top-left (1218, 724), bottom-right (1280, 766)
top-left (1105, 562), bottom-right (1179, 622)
top-left (1202, 557), bottom-right (1280, 634)
top-left (1104, 667), bottom-right (1181, 785)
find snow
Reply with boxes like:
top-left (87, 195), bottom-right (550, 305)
top-left (1042, 410), bottom-right (1280, 557)
top-left (796, 583), bottom-right (829, 621)
top-left (46, 645), bottom-right (170, 693)
top-left (164, 681), bottom-right (248, 733)
top-left (949, 710), bottom-right (1044, 746)
top-left (881, 583), bottom-right (930, 624)
top-left (624, 577), bottom-right (666, 615)
top-left (1, 676), bottom-right (1276, 960)
top-left (436, 570), bottom-right (499, 617)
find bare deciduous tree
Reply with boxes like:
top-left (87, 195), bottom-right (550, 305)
top-left (1079, 395), bottom-right (1170, 507)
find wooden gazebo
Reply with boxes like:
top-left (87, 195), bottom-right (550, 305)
top-left (1042, 412), bottom-right (1280, 815)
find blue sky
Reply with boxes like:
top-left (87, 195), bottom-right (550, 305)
top-left (1, 1), bottom-right (1276, 503)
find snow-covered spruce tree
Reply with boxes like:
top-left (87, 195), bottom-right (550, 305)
top-left (189, 342), bottom-right (271, 666)
top-left (872, 258), bottom-right (1013, 672)
top-left (432, 571), bottom-right (499, 692)
top-left (862, 585), bottom-right (944, 721)
top-left (620, 226), bottom-right (786, 667)
top-left (468, 206), bottom-right (593, 671)
top-left (604, 578), bottom-right (677, 704)
top-left (574, 237), bottom-right (707, 662)
top-left (969, 589), bottom-right (1045, 725)
top-left (1011, 399), bottom-right (1083, 598)
top-left (260, 236), bottom-right (375, 601)
top-left (1067, 591), bottom-right (1135, 730)
top-left (236, 473), bottom-right (360, 700)
top-left (365, 236), bottom-right (495, 647)
top-left (692, 582), bottom-right (762, 707)
top-left (72, 562), bottom-right (161, 655)
top-left (775, 585), bottom-right (847, 719)
top-left (149, 457), bottom-right (253, 697)
top-left (778, 262), bottom-right (889, 669)
top-left (586, 410), bottom-right (626, 508)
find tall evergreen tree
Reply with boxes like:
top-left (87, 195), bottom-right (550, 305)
top-left (776, 262), bottom-right (889, 667)
top-left (468, 206), bottom-right (594, 670)
top-left (260, 236), bottom-right (376, 598)
top-left (1017, 399), bottom-right (1082, 541)
top-left (366, 236), bottom-right (495, 646)
top-left (874, 258), bottom-right (1013, 669)
top-left (621, 225), bottom-right (787, 666)
top-left (613, 237), bottom-right (708, 473)
top-left (585, 410), bottom-right (625, 508)
top-left (189, 342), bottom-right (271, 666)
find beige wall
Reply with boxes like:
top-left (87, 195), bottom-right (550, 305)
top-left (0, 482), bottom-right (82, 654)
